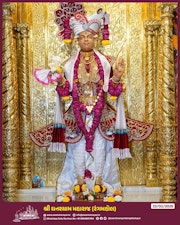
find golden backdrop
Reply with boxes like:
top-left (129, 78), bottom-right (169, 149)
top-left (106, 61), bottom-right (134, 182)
top-left (24, 2), bottom-right (161, 186)
top-left (2, 2), bottom-right (178, 202)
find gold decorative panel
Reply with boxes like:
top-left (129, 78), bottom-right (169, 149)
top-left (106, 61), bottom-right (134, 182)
top-left (15, 2), bottom-right (166, 186)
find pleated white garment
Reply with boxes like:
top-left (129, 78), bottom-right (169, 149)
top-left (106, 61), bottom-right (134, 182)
top-left (57, 128), bottom-right (121, 197)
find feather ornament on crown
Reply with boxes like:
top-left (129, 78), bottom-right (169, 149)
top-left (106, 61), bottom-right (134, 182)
top-left (54, 2), bottom-right (86, 42)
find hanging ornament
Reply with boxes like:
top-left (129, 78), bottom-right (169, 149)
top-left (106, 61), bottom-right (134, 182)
top-left (54, 2), bottom-right (86, 43)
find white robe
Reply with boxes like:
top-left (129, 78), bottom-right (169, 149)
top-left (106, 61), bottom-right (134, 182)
top-left (56, 50), bottom-right (130, 197)
top-left (57, 128), bottom-right (121, 196)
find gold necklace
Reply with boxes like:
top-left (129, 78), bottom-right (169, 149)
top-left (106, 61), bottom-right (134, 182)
top-left (80, 51), bottom-right (94, 62)
top-left (78, 55), bottom-right (99, 84)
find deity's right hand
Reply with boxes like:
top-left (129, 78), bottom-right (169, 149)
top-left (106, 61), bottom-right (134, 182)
top-left (113, 58), bottom-right (125, 79)
top-left (47, 66), bottom-right (64, 82)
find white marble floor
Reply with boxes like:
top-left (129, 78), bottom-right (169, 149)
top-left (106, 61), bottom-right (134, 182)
top-left (16, 186), bottom-right (162, 202)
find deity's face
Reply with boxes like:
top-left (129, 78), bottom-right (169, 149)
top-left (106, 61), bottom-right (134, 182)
top-left (77, 30), bottom-right (95, 52)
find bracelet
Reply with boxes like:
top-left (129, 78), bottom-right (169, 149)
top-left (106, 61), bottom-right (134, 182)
top-left (112, 76), bottom-right (120, 84)
top-left (115, 67), bottom-right (124, 73)
top-left (57, 77), bottom-right (66, 86)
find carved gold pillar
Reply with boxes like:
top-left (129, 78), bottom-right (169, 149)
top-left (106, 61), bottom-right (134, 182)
top-left (156, 22), bottom-right (163, 187)
top-left (159, 3), bottom-right (178, 202)
top-left (13, 23), bottom-right (32, 189)
top-left (2, 3), bottom-right (19, 201)
top-left (144, 21), bottom-right (161, 187)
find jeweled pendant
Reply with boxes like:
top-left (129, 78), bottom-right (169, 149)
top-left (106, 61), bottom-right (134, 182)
top-left (85, 56), bottom-right (90, 61)
top-left (86, 105), bottom-right (93, 113)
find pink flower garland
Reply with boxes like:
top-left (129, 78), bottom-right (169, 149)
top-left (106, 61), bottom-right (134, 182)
top-left (72, 52), bottom-right (105, 152)
top-left (108, 79), bottom-right (122, 96)
top-left (56, 80), bottom-right (70, 96)
top-left (56, 54), bottom-right (123, 153)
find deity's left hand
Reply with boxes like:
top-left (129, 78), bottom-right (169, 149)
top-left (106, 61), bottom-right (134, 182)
top-left (113, 58), bottom-right (125, 79)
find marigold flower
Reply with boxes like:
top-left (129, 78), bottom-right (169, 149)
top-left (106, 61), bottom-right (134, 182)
top-left (110, 96), bottom-right (117, 100)
top-left (94, 185), bottom-right (101, 193)
top-left (61, 96), bottom-right (70, 101)
top-left (56, 66), bottom-right (63, 74)
top-left (74, 185), bottom-right (80, 193)
top-left (63, 196), bottom-right (71, 202)
top-left (114, 189), bottom-right (120, 195)
top-left (81, 184), bottom-right (86, 192)
top-left (107, 196), bottom-right (115, 202)
top-left (102, 40), bottom-right (110, 45)
top-left (64, 191), bottom-right (71, 196)
top-left (102, 185), bottom-right (107, 193)
top-left (64, 39), bottom-right (72, 44)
